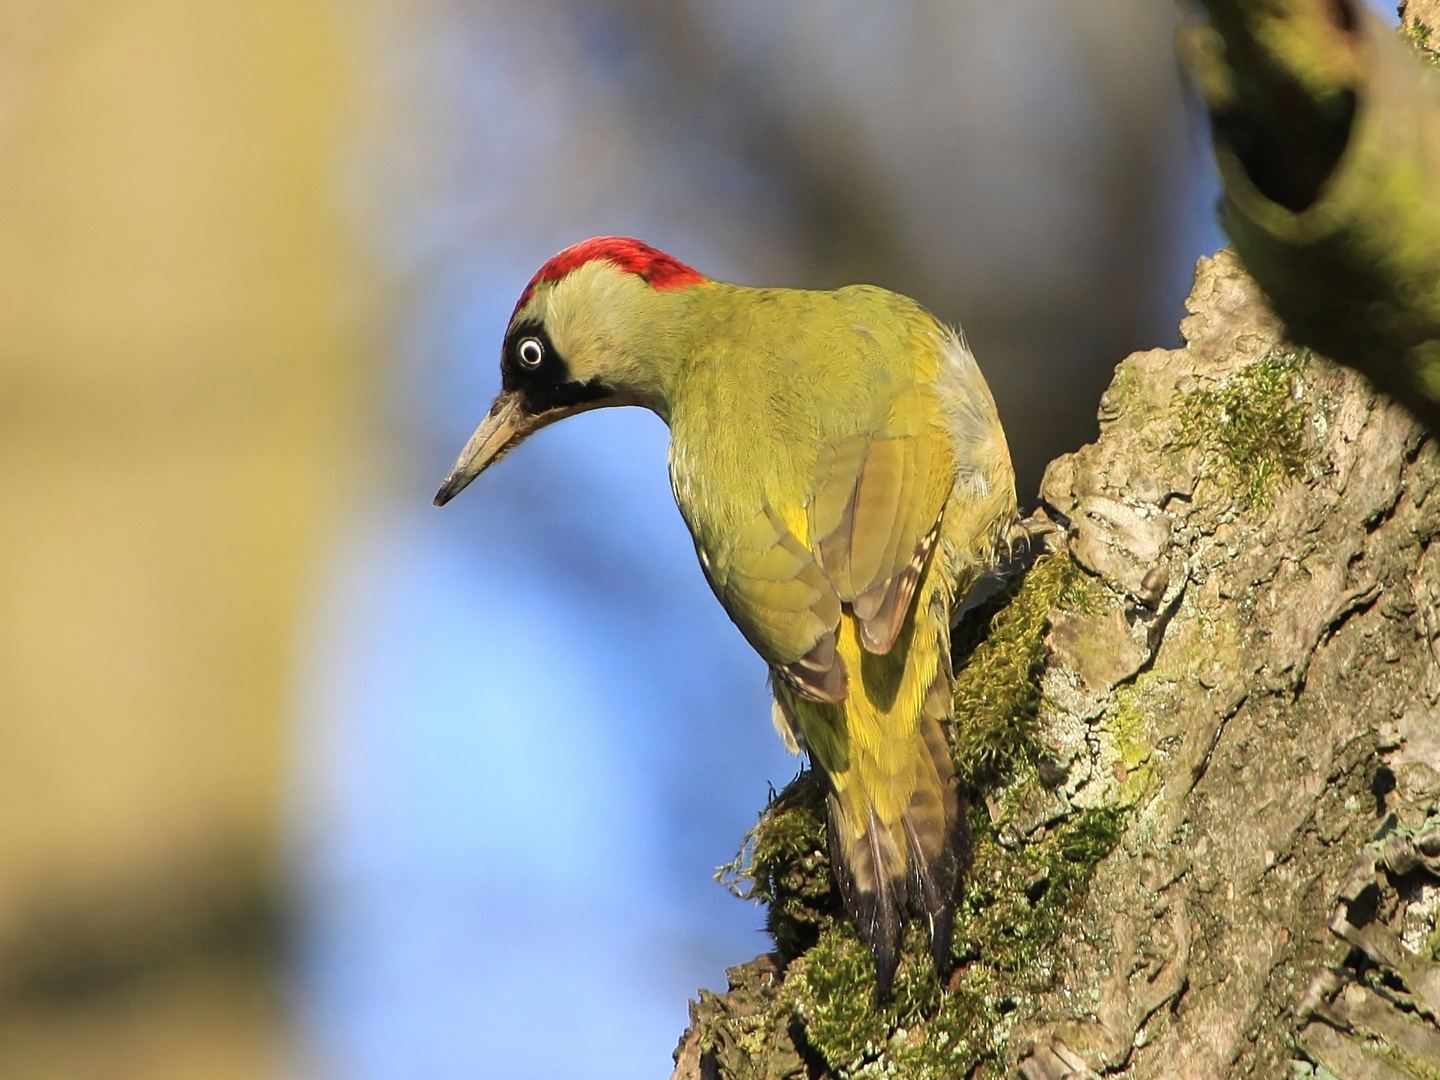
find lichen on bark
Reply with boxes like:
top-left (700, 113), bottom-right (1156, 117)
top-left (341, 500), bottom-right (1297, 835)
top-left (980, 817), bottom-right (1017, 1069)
top-left (673, 252), bottom-right (1440, 1080)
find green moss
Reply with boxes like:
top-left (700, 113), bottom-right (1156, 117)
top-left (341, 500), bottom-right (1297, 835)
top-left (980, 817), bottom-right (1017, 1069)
top-left (1109, 684), bottom-right (1158, 806)
top-left (1057, 564), bottom-right (1107, 616)
top-left (890, 968), bottom-right (999, 1080)
top-left (1176, 351), bottom-right (1311, 508)
top-left (951, 553), bottom-right (1079, 791)
top-left (786, 927), bottom-right (895, 1072)
top-left (788, 921), bottom-right (975, 1079)
top-left (1056, 807), bottom-right (1126, 867)
top-left (717, 769), bottom-right (839, 959)
top-left (956, 808), bottom-right (1124, 979)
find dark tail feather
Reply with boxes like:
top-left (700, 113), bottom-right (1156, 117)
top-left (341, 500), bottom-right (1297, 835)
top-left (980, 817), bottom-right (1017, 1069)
top-left (910, 654), bottom-right (969, 978)
top-left (902, 788), bottom-right (970, 978)
top-left (827, 796), bottom-right (904, 995)
top-left (827, 794), bottom-right (966, 996)
top-left (823, 657), bottom-right (968, 996)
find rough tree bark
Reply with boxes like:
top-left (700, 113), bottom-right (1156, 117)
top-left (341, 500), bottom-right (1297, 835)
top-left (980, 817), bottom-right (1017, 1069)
top-left (668, 5), bottom-right (1440, 1065)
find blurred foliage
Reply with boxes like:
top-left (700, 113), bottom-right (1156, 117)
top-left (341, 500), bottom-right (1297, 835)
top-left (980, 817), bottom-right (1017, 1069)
top-left (0, 1), bottom-right (362, 1075)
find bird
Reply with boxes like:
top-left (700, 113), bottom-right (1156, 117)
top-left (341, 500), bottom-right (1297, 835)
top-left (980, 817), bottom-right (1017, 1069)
top-left (434, 236), bottom-right (1017, 994)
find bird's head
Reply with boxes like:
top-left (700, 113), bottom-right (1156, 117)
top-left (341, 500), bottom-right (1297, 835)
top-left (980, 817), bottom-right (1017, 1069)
top-left (434, 236), bottom-right (708, 506)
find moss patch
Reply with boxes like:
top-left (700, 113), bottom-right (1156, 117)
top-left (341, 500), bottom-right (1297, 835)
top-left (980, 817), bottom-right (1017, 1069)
top-left (717, 769), bottom-right (839, 959)
top-left (1109, 683), bottom-right (1159, 807)
top-left (1177, 351), bottom-right (1311, 508)
top-left (951, 553), bottom-right (1080, 792)
top-left (955, 806), bottom-right (1127, 985)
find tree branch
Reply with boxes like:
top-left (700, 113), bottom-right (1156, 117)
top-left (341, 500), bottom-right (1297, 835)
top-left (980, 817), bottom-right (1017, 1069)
top-left (1182, 2), bottom-right (1440, 432)
top-left (1186, 0), bottom-right (1361, 211)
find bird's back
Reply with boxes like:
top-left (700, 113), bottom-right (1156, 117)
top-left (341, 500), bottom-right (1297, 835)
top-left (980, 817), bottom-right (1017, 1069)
top-left (668, 283), bottom-right (955, 546)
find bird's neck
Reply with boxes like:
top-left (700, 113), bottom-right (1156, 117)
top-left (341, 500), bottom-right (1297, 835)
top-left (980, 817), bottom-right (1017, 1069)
top-left (595, 281), bottom-right (739, 425)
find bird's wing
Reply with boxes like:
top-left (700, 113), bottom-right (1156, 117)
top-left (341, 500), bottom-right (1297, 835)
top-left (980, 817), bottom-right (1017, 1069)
top-left (691, 384), bottom-right (953, 703)
top-left (698, 501), bottom-right (848, 703)
top-left (808, 385), bottom-right (953, 655)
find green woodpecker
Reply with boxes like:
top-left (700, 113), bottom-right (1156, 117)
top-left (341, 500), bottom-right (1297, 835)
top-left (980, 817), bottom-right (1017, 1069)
top-left (435, 237), bottom-right (1016, 993)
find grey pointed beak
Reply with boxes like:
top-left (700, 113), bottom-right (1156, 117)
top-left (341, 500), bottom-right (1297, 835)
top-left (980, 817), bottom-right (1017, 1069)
top-left (433, 392), bottom-right (527, 506)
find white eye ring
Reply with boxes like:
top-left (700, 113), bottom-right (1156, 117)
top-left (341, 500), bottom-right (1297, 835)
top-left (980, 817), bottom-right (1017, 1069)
top-left (517, 337), bottom-right (544, 368)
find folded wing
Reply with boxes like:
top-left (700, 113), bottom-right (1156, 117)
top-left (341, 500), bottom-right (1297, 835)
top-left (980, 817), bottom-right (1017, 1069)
top-left (694, 386), bottom-right (953, 701)
top-left (810, 388), bottom-right (951, 654)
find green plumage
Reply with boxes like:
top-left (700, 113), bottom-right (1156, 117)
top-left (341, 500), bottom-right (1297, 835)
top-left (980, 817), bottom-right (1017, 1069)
top-left (437, 244), bottom-right (1017, 995)
top-left (665, 283), bottom-right (1015, 991)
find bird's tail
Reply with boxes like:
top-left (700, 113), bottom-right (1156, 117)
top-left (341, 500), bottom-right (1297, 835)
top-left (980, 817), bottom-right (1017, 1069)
top-left (782, 615), bottom-right (968, 996)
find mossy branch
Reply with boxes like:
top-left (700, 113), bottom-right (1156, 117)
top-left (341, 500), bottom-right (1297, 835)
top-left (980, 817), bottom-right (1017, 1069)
top-left (1184, 0), bottom-right (1361, 212)
top-left (1182, 2), bottom-right (1440, 433)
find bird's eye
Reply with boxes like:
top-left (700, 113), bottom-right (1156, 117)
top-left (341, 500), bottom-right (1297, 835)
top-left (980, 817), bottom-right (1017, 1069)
top-left (517, 337), bottom-right (544, 368)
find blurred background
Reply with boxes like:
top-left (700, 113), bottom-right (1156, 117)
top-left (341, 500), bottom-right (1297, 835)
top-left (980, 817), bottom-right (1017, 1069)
top-left (0, 1), bottom-right (1391, 1077)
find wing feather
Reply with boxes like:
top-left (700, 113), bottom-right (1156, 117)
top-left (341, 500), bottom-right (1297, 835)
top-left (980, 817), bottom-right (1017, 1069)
top-left (681, 347), bottom-right (955, 697)
top-left (703, 504), bottom-right (846, 703)
top-left (809, 389), bottom-right (952, 655)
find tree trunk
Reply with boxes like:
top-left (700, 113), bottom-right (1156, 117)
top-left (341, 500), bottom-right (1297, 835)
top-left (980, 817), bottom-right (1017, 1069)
top-left (672, 251), bottom-right (1440, 1079)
